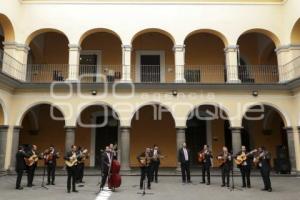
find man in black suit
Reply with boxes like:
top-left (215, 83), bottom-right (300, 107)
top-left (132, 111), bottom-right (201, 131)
top-left (235, 146), bottom-right (254, 188)
top-left (26, 144), bottom-right (38, 187)
top-left (76, 146), bottom-right (87, 184)
top-left (255, 147), bottom-right (272, 192)
top-left (15, 146), bottom-right (26, 190)
top-left (178, 142), bottom-right (191, 183)
top-left (100, 146), bottom-right (112, 190)
top-left (44, 145), bottom-right (60, 185)
top-left (137, 148), bottom-right (152, 190)
top-left (200, 145), bottom-right (213, 185)
top-left (150, 145), bottom-right (161, 183)
top-left (217, 146), bottom-right (232, 187)
top-left (64, 145), bottom-right (78, 193)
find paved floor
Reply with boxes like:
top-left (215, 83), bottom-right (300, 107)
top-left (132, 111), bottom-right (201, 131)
top-left (0, 175), bottom-right (300, 200)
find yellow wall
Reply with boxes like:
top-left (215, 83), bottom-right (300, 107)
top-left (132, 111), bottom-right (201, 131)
top-left (292, 19), bottom-right (300, 44)
top-left (19, 105), bottom-right (66, 166)
top-left (0, 105), bottom-right (4, 125)
top-left (131, 32), bottom-right (175, 83)
top-left (130, 105), bottom-right (177, 167)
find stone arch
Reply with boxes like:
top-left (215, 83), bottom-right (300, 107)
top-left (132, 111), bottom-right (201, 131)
top-left (0, 13), bottom-right (15, 41)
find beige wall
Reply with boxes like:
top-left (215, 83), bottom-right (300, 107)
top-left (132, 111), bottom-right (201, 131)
top-left (0, 105), bottom-right (4, 125)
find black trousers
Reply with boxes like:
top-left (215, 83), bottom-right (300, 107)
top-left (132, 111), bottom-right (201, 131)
top-left (27, 165), bottom-right (36, 186)
top-left (140, 166), bottom-right (151, 188)
top-left (180, 161), bottom-right (191, 182)
top-left (221, 165), bottom-right (230, 186)
top-left (77, 163), bottom-right (85, 182)
top-left (202, 165), bottom-right (210, 183)
top-left (66, 166), bottom-right (77, 192)
top-left (16, 170), bottom-right (23, 188)
top-left (260, 168), bottom-right (272, 190)
top-left (151, 161), bottom-right (160, 182)
top-left (47, 164), bottom-right (56, 184)
top-left (100, 168), bottom-right (109, 189)
top-left (240, 166), bottom-right (251, 187)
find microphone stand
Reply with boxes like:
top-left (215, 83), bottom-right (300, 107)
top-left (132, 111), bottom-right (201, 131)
top-left (40, 160), bottom-right (48, 190)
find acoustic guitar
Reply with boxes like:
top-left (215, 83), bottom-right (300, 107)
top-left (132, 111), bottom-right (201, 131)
top-left (65, 153), bottom-right (78, 167)
top-left (24, 154), bottom-right (39, 166)
top-left (234, 149), bottom-right (257, 165)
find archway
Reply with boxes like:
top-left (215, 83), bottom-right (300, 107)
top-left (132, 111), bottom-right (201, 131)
top-left (26, 30), bottom-right (69, 82)
top-left (0, 103), bottom-right (4, 125)
top-left (291, 18), bottom-right (300, 44)
top-left (19, 104), bottom-right (65, 166)
top-left (184, 30), bottom-right (226, 83)
top-left (130, 104), bottom-right (176, 167)
top-left (237, 30), bottom-right (279, 83)
top-left (186, 105), bottom-right (231, 166)
top-left (79, 29), bottom-right (122, 83)
top-left (242, 104), bottom-right (290, 173)
top-left (76, 105), bottom-right (120, 167)
top-left (131, 29), bottom-right (175, 83)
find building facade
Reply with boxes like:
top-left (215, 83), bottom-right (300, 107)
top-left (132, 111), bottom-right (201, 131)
top-left (0, 0), bottom-right (300, 172)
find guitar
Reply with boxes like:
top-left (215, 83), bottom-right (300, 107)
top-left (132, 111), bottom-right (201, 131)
top-left (138, 156), bottom-right (153, 167)
top-left (234, 149), bottom-right (257, 165)
top-left (77, 149), bottom-right (89, 164)
top-left (65, 153), bottom-right (78, 167)
top-left (217, 154), bottom-right (231, 167)
top-left (198, 150), bottom-right (211, 163)
top-left (24, 154), bottom-right (39, 166)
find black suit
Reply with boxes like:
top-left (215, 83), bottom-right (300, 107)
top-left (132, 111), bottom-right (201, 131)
top-left (26, 150), bottom-right (38, 187)
top-left (201, 150), bottom-right (213, 184)
top-left (258, 151), bottom-right (272, 190)
top-left (150, 149), bottom-right (161, 182)
top-left (235, 151), bottom-right (253, 187)
top-left (45, 151), bottom-right (59, 184)
top-left (178, 148), bottom-right (191, 183)
top-left (100, 152), bottom-right (111, 189)
top-left (15, 150), bottom-right (26, 189)
top-left (218, 153), bottom-right (232, 187)
top-left (64, 151), bottom-right (77, 192)
top-left (137, 152), bottom-right (152, 189)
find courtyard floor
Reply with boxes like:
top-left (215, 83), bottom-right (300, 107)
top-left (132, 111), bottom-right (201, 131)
top-left (0, 175), bottom-right (299, 200)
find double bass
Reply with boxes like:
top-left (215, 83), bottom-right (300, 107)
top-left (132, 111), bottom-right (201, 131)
top-left (107, 145), bottom-right (121, 191)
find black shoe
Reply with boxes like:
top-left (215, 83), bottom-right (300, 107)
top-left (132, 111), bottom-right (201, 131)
top-left (27, 184), bottom-right (32, 187)
top-left (227, 185), bottom-right (230, 187)
top-left (140, 187), bottom-right (143, 190)
top-left (261, 188), bottom-right (268, 191)
top-left (67, 190), bottom-right (70, 193)
top-left (46, 183), bottom-right (50, 185)
top-left (247, 185), bottom-right (251, 188)
top-left (147, 186), bottom-right (151, 190)
top-left (221, 184), bottom-right (225, 187)
top-left (268, 188), bottom-right (272, 192)
top-left (72, 190), bottom-right (79, 193)
top-left (51, 182), bottom-right (55, 185)
top-left (206, 182), bottom-right (210, 185)
top-left (200, 181), bottom-right (205, 184)
top-left (16, 187), bottom-right (23, 190)
top-left (187, 180), bottom-right (192, 183)
top-left (242, 185), bottom-right (246, 188)
top-left (155, 180), bottom-right (158, 183)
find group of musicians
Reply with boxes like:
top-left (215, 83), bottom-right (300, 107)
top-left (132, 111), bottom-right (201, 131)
top-left (15, 142), bottom-right (273, 193)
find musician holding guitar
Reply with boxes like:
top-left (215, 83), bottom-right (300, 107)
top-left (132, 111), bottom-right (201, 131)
top-left (217, 146), bottom-right (232, 187)
top-left (25, 144), bottom-right (39, 187)
top-left (64, 145), bottom-right (79, 193)
top-left (15, 146), bottom-right (27, 190)
top-left (199, 145), bottom-right (213, 185)
top-left (234, 146), bottom-right (257, 188)
top-left (76, 147), bottom-right (88, 184)
top-left (137, 148), bottom-right (153, 190)
top-left (100, 146), bottom-right (112, 191)
top-left (43, 145), bottom-right (60, 185)
top-left (254, 147), bottom-right (272, 192)
top-left (151, 145), bottom-right (164, 183)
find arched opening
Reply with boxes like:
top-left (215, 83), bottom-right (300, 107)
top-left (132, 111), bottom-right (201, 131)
top-left (26, 30), bottom-right (69, 82)
top-left (0, 103), bottom-right (4, 125)
top-left (242, 104), bottom-right (290, 173)
top-left (76, 105), bottom-right (120, 167)
top-left (291, 18), bottom-right (300, 44)
top-left (0, 14), bottom-right (15, 69)
top-left (79, 30), bottom-right (122, 83)
top-left (19, 104), bottom-right (65, 166)
top-left (237, 31), bottom-right (279, 83)
top-left (131, 30), bottom-right (175, 83)
top-left (184, 31), bottom-right (226, 83)
top-left (186, 105), bottom-right (231, 166)
top-left (130, 104), bottom-right (176, 167)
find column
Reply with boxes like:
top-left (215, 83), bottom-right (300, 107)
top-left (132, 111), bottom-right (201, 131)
top-left (120, 127), bottom-right (130, 171)
top-left (15, 44), bottom-right (30, 81)
top-left (65, 126), bottom-right (76, 153)
top-left (173, 45), bottom-right (186, 83)
top-left (0, 126), bottom-right (9, 171)
top-left (224, 45), bottom-right (240, 83)
top-left (67, 44), bottom-right (81, 81)
top-left (176, 127), bottom-right (186, 171)
top-left (9, 126), bottom-right (22, 171)
top-left (2, 42), bottom-right (16, 77)
top-left (285, 127), bottom-right (297, 172)
top-left (230, 127), bottom-right (242, 156)
top-left (121, 45), bottom-right (132, 82)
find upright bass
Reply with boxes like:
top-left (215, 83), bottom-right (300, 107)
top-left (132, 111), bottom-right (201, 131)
top-left (108, 145), bottom-right (121, 191)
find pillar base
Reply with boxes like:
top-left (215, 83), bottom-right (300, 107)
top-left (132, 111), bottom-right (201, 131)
top-left (119, 79), bottom-right (133, 83)
top-left (226, 79), bottom-right (241, 84)
top-left (175, 79), bottom-right (186, 83)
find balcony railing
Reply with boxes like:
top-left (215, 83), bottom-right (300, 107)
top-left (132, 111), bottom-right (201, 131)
top-left (26, 64), bottom-right (69, 83)
top-left (237, 65), bottom-right (279, 83)
top-left (184, 65), bottom-right (226, 83)
top-left (79, 65), bottom-right (122, 83)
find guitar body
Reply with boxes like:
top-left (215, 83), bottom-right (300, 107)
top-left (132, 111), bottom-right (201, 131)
top-left (25, 155), bottom-right (38, 167)
top-left (65, 159), bottom-right (77, 167)
top-left (198, 152), bottom-right (205, 163)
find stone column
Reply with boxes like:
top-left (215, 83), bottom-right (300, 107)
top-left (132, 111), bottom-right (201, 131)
top-left (10, 126), bottom-right (22, 170)
top-left (120, 127), bottom-right (130, 171)
top-left (67, 44), bottom-right (81, 81)
top-left (176, 127), bottom-right (186, 171)
top-left (0, 125), bottom-right (9, 171)
top-left (15, 44), bottom-right (30, 81)
top-left (65, 126), bottom-right (76, 153)
top-left (173, 45), bottom-right (186, 83)
top-left (224, 45), bottom-right (240, 83)
top-left (286, 127), bottom-right (297, 172)
top-left (230, 127), bottom-right (242, 156)
top-left (121, 45), bottom-right (132, 82)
